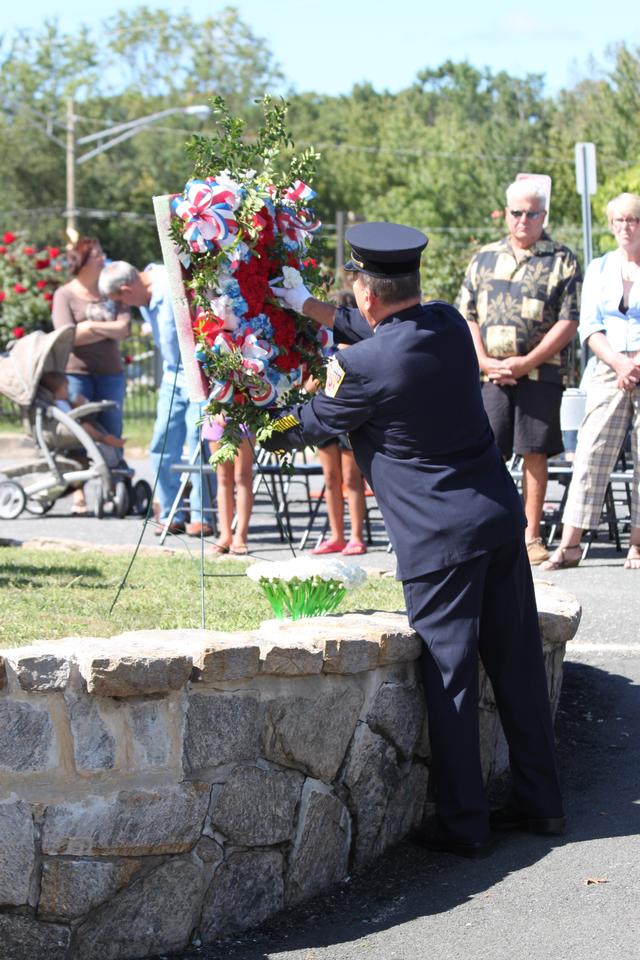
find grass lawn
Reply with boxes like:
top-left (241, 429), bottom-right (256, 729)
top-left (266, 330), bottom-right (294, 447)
top-left (0, 548), bottom-right (405, 648)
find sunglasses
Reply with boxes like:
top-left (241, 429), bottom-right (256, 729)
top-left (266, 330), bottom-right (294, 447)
top-left (509, 210), bottom-right (545, 220)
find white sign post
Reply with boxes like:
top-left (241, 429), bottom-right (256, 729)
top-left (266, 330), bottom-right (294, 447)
top-left (575, 142), bottom-right (597, 374)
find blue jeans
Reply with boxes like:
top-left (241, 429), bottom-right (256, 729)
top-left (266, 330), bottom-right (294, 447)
top-left (67, 373), bottom-right (125, 437)
top-left (150, 373), bottom-right (215, 524)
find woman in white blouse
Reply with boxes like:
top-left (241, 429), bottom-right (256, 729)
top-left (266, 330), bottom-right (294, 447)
top-left (541, 192), bottom-right (640, 570)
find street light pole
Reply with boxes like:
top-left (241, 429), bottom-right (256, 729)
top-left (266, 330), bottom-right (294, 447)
top-left (63, 99), bottom-right (210, 239)
top-left (65, 98), bottom-right (77, 238)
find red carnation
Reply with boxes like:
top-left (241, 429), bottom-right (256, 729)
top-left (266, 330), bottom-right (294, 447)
top-left (2, 232), bottom-right (16, 244)
top-left (236, 258), bottom-right (270, 317)
top-left (43, 292), bottom-right (54, 302)
top-left (14, 283), bottom-right (27, 294)
top-left (48, 246), bottom-right (60, 258)
top-left (0, 246), bottom-right (6, 255)
top-left (302, 258), bottom-right (317, 268)
top-left (23, 246), bottom-right (35, 255)
top-left (35, 258), bottom-right (50, 270)
top-left (124, 355), bottom-right (134, 365)
top-left (11, 326), bottom-right (26, 338)
top-left (36, 280), bottom-right (48, 289)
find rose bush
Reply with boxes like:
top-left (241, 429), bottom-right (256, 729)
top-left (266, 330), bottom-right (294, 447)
top-left (0, 232), bottom-right (64, 351)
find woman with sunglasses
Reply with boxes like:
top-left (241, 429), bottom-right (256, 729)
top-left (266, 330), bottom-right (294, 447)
top-left (542, 193), bottom-right (640, 570)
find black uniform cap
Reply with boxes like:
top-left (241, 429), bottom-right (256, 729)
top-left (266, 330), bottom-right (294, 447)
top-left (344, 222), bottom-right (428, 278)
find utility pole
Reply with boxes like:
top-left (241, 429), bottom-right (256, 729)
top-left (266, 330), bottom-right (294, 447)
top-left (575, 142), bottom-right (597, 375)
top-left (65, 98), bottom-right (77, 239)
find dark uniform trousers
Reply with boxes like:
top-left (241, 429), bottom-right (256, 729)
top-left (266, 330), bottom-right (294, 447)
top-left (403, 535), bottom-right (563, 844)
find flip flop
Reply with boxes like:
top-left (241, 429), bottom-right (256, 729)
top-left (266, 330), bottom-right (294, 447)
top-left (311, 540), bottom-right (347, 555)
top-left (624, 544), bottom-right (640, 569)
top-left (342, 540), bottom-right (367, 556)
top-left (229, 544), bottom-right (249, 555)
top-left (211, 543), bottom-right (230, 555)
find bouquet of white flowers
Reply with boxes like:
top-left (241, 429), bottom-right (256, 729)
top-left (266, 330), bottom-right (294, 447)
top-left (247, 558), bottom-right (367, 620)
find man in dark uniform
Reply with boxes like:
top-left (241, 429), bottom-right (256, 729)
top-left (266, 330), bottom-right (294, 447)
top-left (267, 222), bottom-right (565, 857)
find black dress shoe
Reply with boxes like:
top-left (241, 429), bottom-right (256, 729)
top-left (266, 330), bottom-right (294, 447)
top-left (410, 826), bottom-right (494, 860)
top-left (490, 805), bottom-right (566, 836)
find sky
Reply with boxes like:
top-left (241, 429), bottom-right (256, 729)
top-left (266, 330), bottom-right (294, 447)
top-left (1, 1), bottom-right (638, 97)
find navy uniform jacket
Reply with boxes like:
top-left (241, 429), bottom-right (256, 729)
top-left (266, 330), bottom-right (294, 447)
top-left (278, 301), bottom-right (525, 580)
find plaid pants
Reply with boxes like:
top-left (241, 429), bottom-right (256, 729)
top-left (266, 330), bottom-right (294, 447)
top-left (562, 360), bottom-right (640, 530)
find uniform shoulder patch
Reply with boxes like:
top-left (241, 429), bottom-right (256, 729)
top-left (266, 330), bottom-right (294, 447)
top-left (325, 357), bottom-right (346, 398)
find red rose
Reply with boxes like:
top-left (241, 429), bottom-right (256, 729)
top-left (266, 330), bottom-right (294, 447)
top-left (43, 292), bottom-right (54, 301)
top-left (35, 258), bottom-right (50, 270)
top-left (0, 291), bottom-right (6, 302)
top-left (0, 246), bottom-right (6, 255)
top-left (36, 280), bottom-right (48, 289)
top-left (11, 326), bottom-right (26, 338)
top-left (48, 246), bottom-right (60, 258)
top-left (14, 283), bottom-right (27, 294)
top-left (302, 258), bottom-right (317, 268)
top-left (2, 232), bottom-right (16, 244)
top-left (124, 355), bottom-right (134, 365)
top-left (23, 246), bottom-right (35, 255)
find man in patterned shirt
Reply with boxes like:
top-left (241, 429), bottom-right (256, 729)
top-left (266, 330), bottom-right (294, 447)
top-left (456, 180), bottom-right (581, 565)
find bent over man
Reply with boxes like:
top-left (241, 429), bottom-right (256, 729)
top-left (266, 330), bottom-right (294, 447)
top-left (267, 222), bottom-right (565, 857)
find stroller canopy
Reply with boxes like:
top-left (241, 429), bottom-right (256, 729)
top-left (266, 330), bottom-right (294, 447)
top-left (0, 326), bottom-right (75, 408)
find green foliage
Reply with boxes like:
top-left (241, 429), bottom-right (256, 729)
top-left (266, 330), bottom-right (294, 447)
top-left (0, 233), bottom-right (64, 350)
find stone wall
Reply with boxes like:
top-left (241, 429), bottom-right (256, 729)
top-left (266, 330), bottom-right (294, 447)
top-left (0, 583), bottom-right (580, 960)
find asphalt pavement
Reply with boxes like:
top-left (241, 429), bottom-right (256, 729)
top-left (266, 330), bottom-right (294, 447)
top-left (2, 449), bottom-right (639, 960)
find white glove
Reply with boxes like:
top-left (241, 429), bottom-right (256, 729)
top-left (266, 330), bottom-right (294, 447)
top-left (269, 280), bottom-right (312, 314)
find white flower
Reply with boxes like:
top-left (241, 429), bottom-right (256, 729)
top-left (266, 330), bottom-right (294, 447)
top-left (247, 558), bottom-right (367, 589)
top-left (282, 266), bottom-right (303, 289)
top-left (209, 295), bottom-right (240, 331)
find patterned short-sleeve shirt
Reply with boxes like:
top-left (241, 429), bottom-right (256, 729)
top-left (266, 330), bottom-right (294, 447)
top-left (455, 234), bottom-right (581, 384)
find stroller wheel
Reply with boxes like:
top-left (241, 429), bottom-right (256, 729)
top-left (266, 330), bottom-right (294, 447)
top-left (113, 481), bottom-right (130, 519)
top-left (94, 485), bottom-right (105, 519)
top-left (25, 498), bottom-right (54, 516)
top-left (0, 480), bottom-right (27, 519)
top-left (132, 479), bottom-right (153, 516)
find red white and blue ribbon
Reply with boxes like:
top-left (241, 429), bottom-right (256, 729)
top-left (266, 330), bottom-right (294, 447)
top-left (172, 178), bottom-right (240, 253)
top-left (207, 332), bottom-right (278, 406)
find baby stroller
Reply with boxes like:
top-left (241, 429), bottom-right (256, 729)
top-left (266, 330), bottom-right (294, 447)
top-left (0, 326), bottom-right (152, 520)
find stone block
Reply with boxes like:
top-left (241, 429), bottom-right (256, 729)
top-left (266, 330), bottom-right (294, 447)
top-left (0, 700), bottom-right (57, 772)
top-left (129, 700), bottom-right (170, 767)
top-left (67, 694), bottom-right (116, 771)
top-left (378, 625), bottom-right (422, 665)
top-left (11, 650), bottom-right (71, 692)
top-left (78, 634), bottom-right (192, 697)
top-left (39, 858), bottom-right (143, 920)
top-left (75, 859), bottom-right (203, 960)
top-left (259, 641), bottom-right (324, 676)
top-left (201, 849), bottom-right (283, 940)
top-left (0, 914), bottom-right (70, 960)
top-left (209, 765), bottom-right (302, 845)
top-left (285, 781), bottom-right (351, 906)
top-left (341, 723), bottom-right (402, 869)
top-left (183, 693), bottom-right (260, 774)
top-left (381, 763), bottom-right (429, 848)
top-left (194, 633), bottom-right (260, 682)
top-left (366, 682), bottom-right (425, 759)
top-left (262, 686), bottom-right (364, 781)
top-left (535, 581), bottom-right (582, 646)
top-left (42, 782), bottom-right (210, 857)
top-left (0, 799), bottom-right (35, 906)
top-left (322, 636), bottom-right (379, 674)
